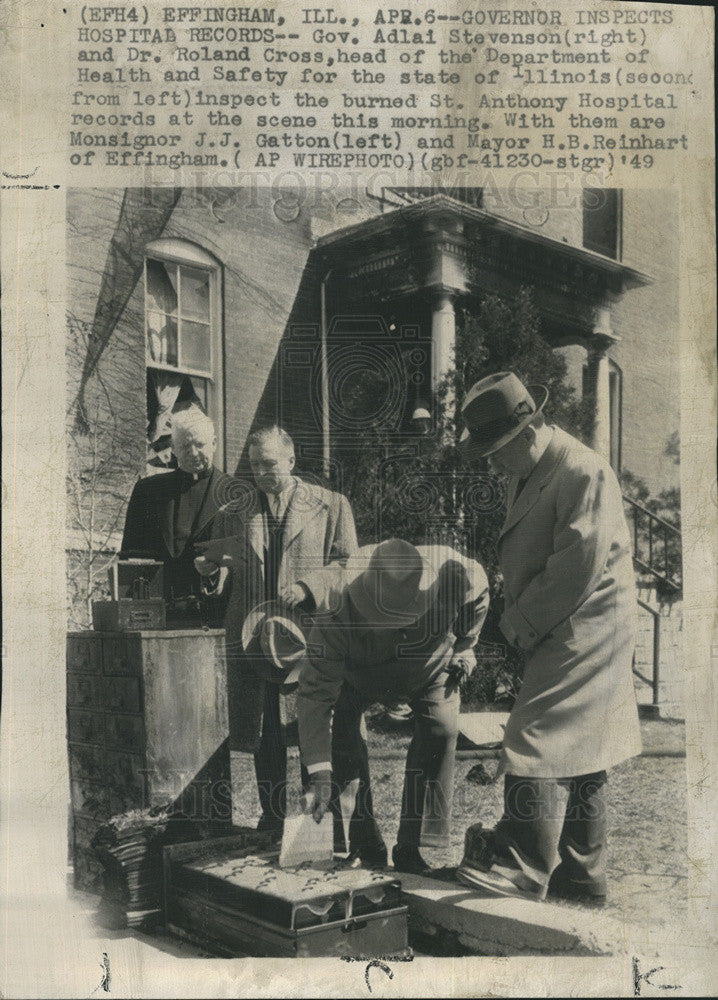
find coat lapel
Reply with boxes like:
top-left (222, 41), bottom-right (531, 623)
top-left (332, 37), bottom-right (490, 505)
top-left (247, 505), bottom-right (265, 563)
top-left (283, 479), bottom-right (326, 550)
top-left (499, 428), bottom-right (569, 540)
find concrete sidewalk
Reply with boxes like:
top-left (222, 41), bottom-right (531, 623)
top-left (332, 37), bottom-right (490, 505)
top-left (397, 872), bottom-right (615, 957)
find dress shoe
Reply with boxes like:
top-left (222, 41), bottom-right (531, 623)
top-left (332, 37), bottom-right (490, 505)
top-left (460, 822), bottom-right (495, 870)
top-left (456, 861), bottom-right (546, 901)
top-left (343, 843), bottom-right (389, 870)
top-left (391, 843), bottom-right (431, 875)
top-left (547, 881), bottom-right (607, 908)
top-left (548, 869), bottom-right (607, 908)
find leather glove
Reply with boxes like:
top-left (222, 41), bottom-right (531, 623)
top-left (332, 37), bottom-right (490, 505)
top-left (445, 653), bottom-right (475, 695)
top-left (303, 769), bottom-right (332, 824)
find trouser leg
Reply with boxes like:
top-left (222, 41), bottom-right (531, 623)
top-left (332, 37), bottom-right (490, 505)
top-left (492, 775), bottom-right (571, 894)
top-left (550, 771), bottom-right (608, 897)
top-left (253, 682), bottom-right (287, 830)
top-left (329, 682), bottom-right (385, 855)
top-left (397, 675), bottom-right (459, 849)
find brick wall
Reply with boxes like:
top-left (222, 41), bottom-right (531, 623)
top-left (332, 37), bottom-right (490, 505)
top-left (65, 187), bottom-right (319, 623)
top-left (66, 185), bottom-right (680, 626)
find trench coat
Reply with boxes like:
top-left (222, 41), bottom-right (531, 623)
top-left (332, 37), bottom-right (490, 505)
top-left (497, 426), bottom-right (642, 778)
top-left (207, 478), bottom-right (358, 753)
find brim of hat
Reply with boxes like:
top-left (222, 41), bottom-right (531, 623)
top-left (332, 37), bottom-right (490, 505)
top-left (459, 384), bottom-right (549, 459)
top-left (243, 638), bottom-right (308, 686)
top-left (241, 600), bottom-right (283, 653)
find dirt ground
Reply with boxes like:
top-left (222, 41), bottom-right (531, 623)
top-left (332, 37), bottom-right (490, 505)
top-left (230, 718), bottom-right (687, 935)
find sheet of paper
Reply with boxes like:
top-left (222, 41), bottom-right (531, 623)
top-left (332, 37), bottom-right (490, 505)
top-left (278, 812), bottom-right (334, 869)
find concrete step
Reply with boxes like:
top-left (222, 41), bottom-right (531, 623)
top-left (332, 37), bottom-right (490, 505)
top-left (398, 872), bottom-right (615, 956)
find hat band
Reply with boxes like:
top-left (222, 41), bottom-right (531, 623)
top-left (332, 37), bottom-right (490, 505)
top-left (465, 399), bottom-right (535, 442)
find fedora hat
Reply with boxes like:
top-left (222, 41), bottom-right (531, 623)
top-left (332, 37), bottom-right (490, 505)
top-left (346, 539), bottom-right (438, 626)
top-left (459, 372), bottom-right (549, 459)
top-left (241, 600), bottom-right (309, 686)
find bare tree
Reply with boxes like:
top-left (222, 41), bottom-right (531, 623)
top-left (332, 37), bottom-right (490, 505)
top-left (66, 311), bottom-right (139, 629)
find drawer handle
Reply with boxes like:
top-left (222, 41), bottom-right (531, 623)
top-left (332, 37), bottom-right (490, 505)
top-left (341, 920), bottom-right (367, 933)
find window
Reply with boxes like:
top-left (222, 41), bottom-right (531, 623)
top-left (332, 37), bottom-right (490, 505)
top-left (144, 240), bottom-right (223, 471)
top-left (582, 188), bottom-right (622, 260)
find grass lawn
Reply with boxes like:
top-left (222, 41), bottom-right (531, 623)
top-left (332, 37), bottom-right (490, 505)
top-left (231, 718), bottom-right (687, 938)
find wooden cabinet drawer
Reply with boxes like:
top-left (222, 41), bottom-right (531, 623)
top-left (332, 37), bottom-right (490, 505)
top-left (102, 636), bottom-right (140, 675)
top-left (105, 750), bottom-right (146, 794)
top-left (67, 709), bottom-right (104, 746)
top-left (109, 785), bottom-right (146, 815)
top-left (67, 673), bottom-right (101, 710)
top-left (102, 675), bottom-right (142, 714)
top-left (73, 814), bottom-right (102, 851)
top-left (70, 779), bottom-right (109, 818)
top-left (66, 635), bottom-right (101, 673)
top-left (104, 713), bottom-right (145, 751)
top-left (68, 744), bottom-right (105, 784)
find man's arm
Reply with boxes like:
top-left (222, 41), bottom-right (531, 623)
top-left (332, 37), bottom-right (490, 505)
top-left (297, 625), bottom-right (346, 770)
top-left (297, 623), bottom-right (347, 821)
top-left (500, 463), bottom-right (616, 650)
top-left (327, 493), bottom-right (358, 565)
top-left (452, 559), bottom-right (490, 662)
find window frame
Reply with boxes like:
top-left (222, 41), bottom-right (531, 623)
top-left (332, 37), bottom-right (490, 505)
top-left (143, 238), bottom-right (224, 467)
top-left (582, 188), bottom-right (623, 261)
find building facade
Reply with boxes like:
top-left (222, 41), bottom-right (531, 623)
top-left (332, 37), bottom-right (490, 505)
top-left (66, 184), bottom-right (682, 711)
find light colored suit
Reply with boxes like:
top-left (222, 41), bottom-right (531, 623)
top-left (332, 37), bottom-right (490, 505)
top-left (298, 545), bottom-right (489, 849)
top-left (497, 426), bottom-right (642, 778)
top-left (215, 477), bottom-right (358, 753)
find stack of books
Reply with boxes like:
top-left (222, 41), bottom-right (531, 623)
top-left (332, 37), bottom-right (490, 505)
top-left (91, 808), bottom-right (224, 931)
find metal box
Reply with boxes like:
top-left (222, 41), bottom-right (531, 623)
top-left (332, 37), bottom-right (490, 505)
top-left (163, 835), bottom-right (410, 959)
top-left (92, 600), bottom-right (166, 632)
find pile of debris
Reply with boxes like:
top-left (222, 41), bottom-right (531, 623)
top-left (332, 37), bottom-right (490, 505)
top-left (91, 808), bottom-right (229, 931)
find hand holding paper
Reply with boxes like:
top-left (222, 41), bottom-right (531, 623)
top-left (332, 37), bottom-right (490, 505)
top-left (303, 769), bottom-right (332, 824)
top-left (278, 812), bottom-right (333, 868)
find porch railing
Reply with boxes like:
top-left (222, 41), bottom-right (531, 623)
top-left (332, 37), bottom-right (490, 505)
top-left (623, 493), bottom-right (682, 710)
top-left (623, 494), bottom-right (682, 593)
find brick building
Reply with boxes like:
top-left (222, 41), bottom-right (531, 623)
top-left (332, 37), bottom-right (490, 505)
top-left (66, 184), bottom-right (682, 711)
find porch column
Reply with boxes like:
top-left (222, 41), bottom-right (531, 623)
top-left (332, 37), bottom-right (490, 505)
top-left (431, 290), bottom-right (456, 393)
top-left (585, 307), bottom-right (618, 459)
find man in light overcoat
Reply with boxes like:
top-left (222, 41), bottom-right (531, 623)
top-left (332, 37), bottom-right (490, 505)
top-left (457, 372), bottom-right (641, 905)
top-left (197, 425), bottom-right (358, 836)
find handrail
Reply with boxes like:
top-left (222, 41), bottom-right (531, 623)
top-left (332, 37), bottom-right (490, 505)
top-left (635, 598), bottom-right (661, 707)
top-left (622, 493), bottom-right (681, 536)
top-left (622, 492), bottom-right (682, 593)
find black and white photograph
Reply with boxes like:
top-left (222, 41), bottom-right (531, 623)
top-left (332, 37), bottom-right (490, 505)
top-left (64, 182), bottom-right (686, 958)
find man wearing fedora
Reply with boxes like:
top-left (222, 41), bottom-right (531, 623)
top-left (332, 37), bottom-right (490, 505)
top-left (456, 371), bottom-right (641, 904)
top-left (297, 539), bottom-right (490, 874)
top-left (196, 425), bottom-right (358, 838)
